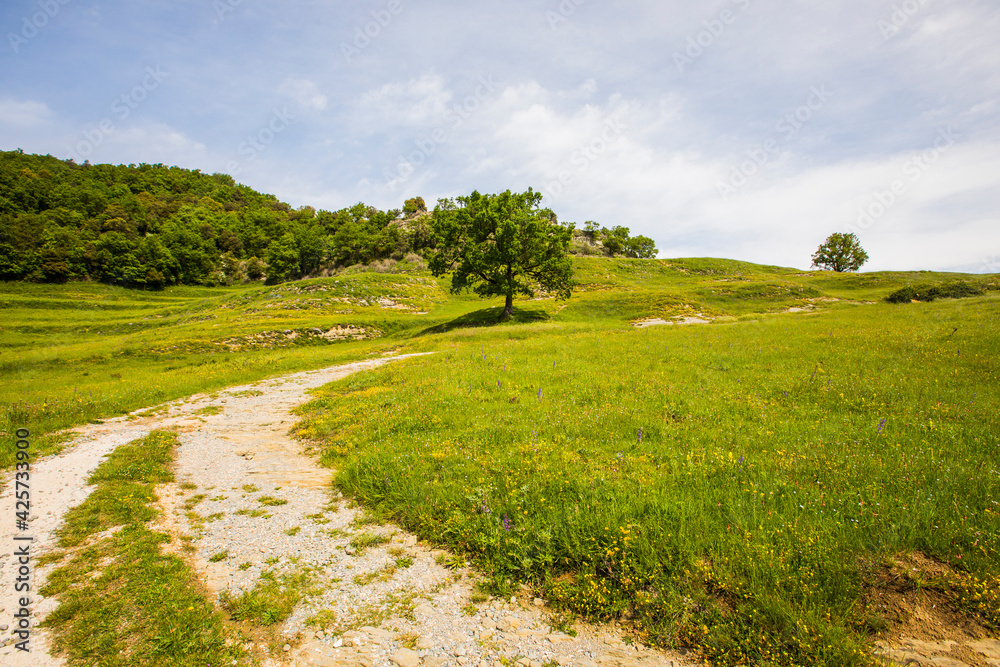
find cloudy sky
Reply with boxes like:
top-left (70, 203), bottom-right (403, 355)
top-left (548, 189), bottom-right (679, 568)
top-left (1, 0), bottom-right (998, 272)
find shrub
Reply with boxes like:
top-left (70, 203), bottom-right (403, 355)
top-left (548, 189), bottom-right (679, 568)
top-left (885, 280), bottom-right (983, 303)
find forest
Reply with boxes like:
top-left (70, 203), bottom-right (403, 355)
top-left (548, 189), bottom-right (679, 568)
top-left (0, 150), bottom-right (656, 288)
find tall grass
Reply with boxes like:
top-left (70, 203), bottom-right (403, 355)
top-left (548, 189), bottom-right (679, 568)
top-left (296, 296), bottom-right (1000, 666)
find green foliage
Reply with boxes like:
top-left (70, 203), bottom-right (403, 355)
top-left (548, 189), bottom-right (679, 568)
top-left (220, 570), bottom-right (310, 625)
top-left (570, 223), bottom-right (657, 258)
top-left (0, 151), bottom-right (421, 288)
top-left (811, 232), bottom-right (869, 272)
top-left (403, 196), bottom-right (427, 215)
top-left (885, 280), bottom-right (984, 303)
top-left (429, 188), bottom-right (574, 321)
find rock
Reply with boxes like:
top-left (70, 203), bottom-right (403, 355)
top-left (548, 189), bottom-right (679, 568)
top-left (455, 646), bottom-right (467, 656)
top-left (928, 660), bottom-right (970, 667)
top-left (970, 640), bottom-right (1000, 659)
top-left (533, 597), bottom-right (545, 607)
top-left (390, 648), bottom-right (421, 667)
top-left (416, 636), bottom-right (436, 650)
top-left (283, 643), bottom-right (291, 652)
top-left (360, 626), bottom-right (392, 642)
top-left (424, 658), bottom-right (447, 667)
top-left (498, 616), bottom-right (521, 631)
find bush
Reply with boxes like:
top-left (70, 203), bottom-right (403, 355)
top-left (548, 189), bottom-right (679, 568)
top-left (885, 280), bottom-right (983, 303)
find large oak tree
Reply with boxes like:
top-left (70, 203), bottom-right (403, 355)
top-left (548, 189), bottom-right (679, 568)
top-left (429, 188), bottom-right (574, 321)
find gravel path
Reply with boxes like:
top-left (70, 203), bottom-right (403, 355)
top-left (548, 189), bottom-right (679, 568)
top-left (0, 355), bottom-right (698, 667)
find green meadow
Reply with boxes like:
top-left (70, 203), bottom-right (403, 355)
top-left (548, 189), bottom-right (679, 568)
top-left (3, 257), bottom-right (999, 665)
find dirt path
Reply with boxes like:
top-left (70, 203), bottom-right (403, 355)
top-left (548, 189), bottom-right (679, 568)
top-left (0, 355), bottom-right (698, 667)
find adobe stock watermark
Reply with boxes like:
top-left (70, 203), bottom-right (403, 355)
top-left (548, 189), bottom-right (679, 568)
top-left (878, 0), bottom-right (932, 40)
top-left (543, 113), bottom-right (627, 202)
top-left (341, 0), bottom-right (409, 64)
top-left (66, 66), bottom-right (169, 162)
top-left (7, 0), bottom-right (72, 55)
top-left (213, 0), bottom-right (245, 23)
top-left (849, 127), bottom-right (958, 236)
top-left (673, 0), bottom-right (751, 73)
top-left (383, 75), bottom-right (498, 192)
top-left (981, 256), bottom-right (1000, 274)
top-left (546, 0), bottom-right (586, 30)
top-left (717, 85), bottom-right (832, 201)
top-left (226, 107), bottom-right (295, 176)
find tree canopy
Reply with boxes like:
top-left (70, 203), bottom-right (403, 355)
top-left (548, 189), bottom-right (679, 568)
top-left (811, 232), bottom-right (869, 272)
top-left (0, 150), bottom-right (425, 287)
top-left (428, 188), bottom-right (574, 321)
top-left (0, 151), bottom-right (658, 291)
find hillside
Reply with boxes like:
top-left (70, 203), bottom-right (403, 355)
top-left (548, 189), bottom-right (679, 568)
top-left (0, 152), bottom-right (658, 290)
top-left (3, 256), bottom-right (996, 459)
top-left (0, 150), bottom-right (429, 287)
top-left (2, 256), bottom-right (999, 666)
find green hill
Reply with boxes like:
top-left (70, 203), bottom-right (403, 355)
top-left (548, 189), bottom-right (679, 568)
top-left (0, 150), bottom-right (425, 287)
top-left (2, 231), bottom-right (998, 667)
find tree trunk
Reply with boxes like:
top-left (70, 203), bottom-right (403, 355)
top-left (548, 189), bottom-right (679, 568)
top-left (500, 293), bottom-right (514, 322)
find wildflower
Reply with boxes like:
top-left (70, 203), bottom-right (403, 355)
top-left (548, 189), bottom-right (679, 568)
top-left (502, 514), bottom-right (512, 532)
top-left (637, 428), bottom-right (644, 444)
top-left (876, 418), bottom-right (886, 434)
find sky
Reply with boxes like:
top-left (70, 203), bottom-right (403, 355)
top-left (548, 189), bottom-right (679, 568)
top-left (1, 0), bottom-right (998, 273)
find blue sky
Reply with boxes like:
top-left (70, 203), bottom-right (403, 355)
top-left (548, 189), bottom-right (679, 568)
top-left (2, 0), bottom-right (998, 272)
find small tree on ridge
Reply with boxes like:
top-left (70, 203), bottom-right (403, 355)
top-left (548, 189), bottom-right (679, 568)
top-left (811, 232), bottom-right (868, 272)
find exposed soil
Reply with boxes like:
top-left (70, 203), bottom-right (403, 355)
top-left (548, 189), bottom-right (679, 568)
top-left (868, 552), bottom-right (1000, 666)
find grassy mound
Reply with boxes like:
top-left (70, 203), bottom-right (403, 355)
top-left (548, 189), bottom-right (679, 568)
top-left (295, 294), bottom-right (1000, 665)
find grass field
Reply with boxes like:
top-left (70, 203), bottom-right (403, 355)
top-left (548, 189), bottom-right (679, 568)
top-left (4, 258), bottom-right (999, 665)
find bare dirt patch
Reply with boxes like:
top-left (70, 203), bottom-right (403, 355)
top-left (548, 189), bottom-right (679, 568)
top-left (868, 552), bottom-right (999, 667)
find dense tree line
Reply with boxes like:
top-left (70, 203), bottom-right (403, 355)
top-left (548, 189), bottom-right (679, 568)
top-left (0, 151), bottom-right (656, 288)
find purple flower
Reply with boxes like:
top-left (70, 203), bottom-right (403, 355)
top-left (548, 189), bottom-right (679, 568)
top-left (876, 418), bottom-right (886, 434)
top-left (502, 514), bottom-right (512, 532)
top-left (537, 388), bottom-right (542, 399)
top-left (637, 428), bottom-right (644, 444)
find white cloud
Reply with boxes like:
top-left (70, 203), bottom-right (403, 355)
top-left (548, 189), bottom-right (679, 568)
top-left (0, 98), bottom-right (55, 128)
top-left (279, 78), bottom-right (328, 111)
top-left (358, 72), bottom-right (452, 126)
